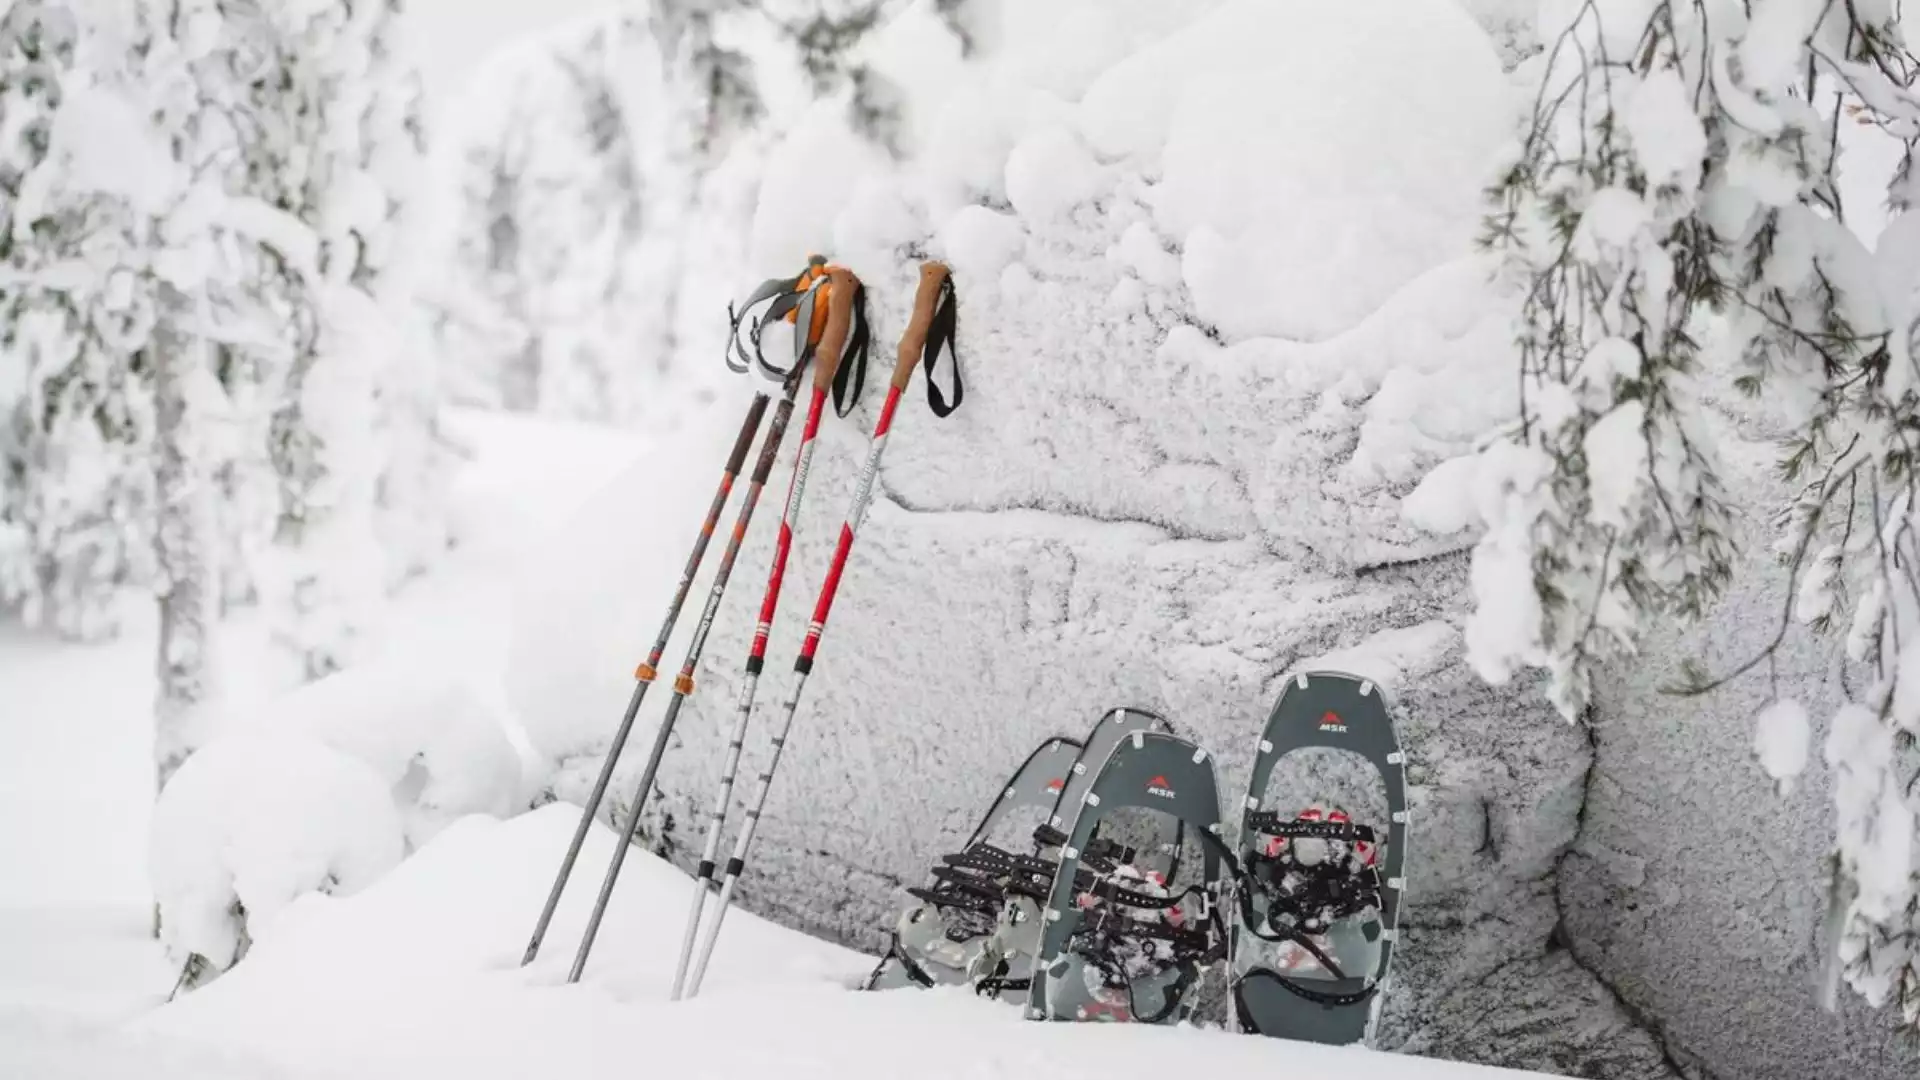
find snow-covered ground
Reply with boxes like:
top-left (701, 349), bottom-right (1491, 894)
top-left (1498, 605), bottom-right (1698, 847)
top-left (0, 408), bottom-right (1559, 1080)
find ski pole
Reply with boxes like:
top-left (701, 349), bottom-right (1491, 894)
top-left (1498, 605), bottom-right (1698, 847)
top-left (680, 261), bottom-right (959, 999)
top-left (519, 389), bottom-right (769, 968)
top-left (668, 268), bottom-right (861, 1000)
top-left (564, 268), bottom-right (863, 984)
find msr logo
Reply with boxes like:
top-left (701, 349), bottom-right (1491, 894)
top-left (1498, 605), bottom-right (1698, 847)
top-left (1045, 778), bottom-right (1064, 792)
top-left (1318, 711), bottom-right (1347, 734)
top-left (1147, 775), bottom-right (1176, 800)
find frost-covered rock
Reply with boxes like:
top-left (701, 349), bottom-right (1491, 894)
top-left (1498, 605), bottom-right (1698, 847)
top-left (501, 1), bottom-right (1684, 1074)
top-left (149, 730), bottom-right (404, 976)
top-left (1563, 412), bottom-right (1920, 1080)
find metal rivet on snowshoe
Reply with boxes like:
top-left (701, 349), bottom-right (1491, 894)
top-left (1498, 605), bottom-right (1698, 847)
top-left (1259, 738), bottom-right (1273, 754)
top-left (1387, 877), bottom-right (1405, 889)
top-left (1386, 751), bottom-right (1404, 764)
top-left (1294, 673), bottom-right (1309, 688)
top-left (1245, 795), bottom-right (1260, 810)
top-left (1392, 810), bottom-right (1408, 823)
top-left (1360, 681), bottom-right (1374, 696)
top-left (1192, 747), bottom-right (1207, 763)
top-left (1130, 731), bottom-right (1145, 748)
top-left (1084, 793), bottom-right (1099, 807)
top-left (1064, 846), bottom-right (1080, 859)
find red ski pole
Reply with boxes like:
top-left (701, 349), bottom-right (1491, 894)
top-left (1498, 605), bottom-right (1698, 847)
top-left (669, 266), bottom-right (862, 998)
top-left (680, 261), bottom-right (959, 998)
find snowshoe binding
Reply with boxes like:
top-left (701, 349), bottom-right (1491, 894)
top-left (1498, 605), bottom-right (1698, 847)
top-left (1230, 670), bottom-right (1409, 1047)
top-left (1025, 728), bottom-right (1230, 1025)
top-left (865, 707), bottom-right (1186, 1001)
top-left (862, 735), bottom-right (1080, 991)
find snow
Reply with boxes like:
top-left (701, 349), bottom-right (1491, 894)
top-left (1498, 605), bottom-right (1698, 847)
top-left (1003, 125), bottom-right (1104, 221)
top-left (119, 806), bottom-right (1558, 1080)
top-left (8, 408), bottom-right (1585, 1080)
top-left (1117, 0), bottom-right (1510, 341)
top-left (1753, 698), bottom-right (1812, 791)
top-left (148, 729), bottom-right (405, 972)
top-left (241, 660), bottom-right (526, 850)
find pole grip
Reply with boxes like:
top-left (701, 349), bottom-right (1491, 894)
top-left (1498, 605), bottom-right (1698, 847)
top-left (892, 262), bottom-right (950, 391)
top-left (813, 266), bottom-right (860, 393)
top-left (727, 393), bottom-right (771, 475)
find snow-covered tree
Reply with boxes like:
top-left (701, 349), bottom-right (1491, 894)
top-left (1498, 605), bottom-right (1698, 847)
top-left (0, 1), bottom-right (159, 641)
top-left (232, 0), bottom-right (438, 681)
top-left (1465, 0), bottom-right (1920, 1025)
top-left (436, 3), bottom-right (762, 423)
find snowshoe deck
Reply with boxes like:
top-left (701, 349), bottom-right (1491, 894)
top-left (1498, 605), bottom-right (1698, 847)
top-left (1230, 670), bottom-right (1408, 1047)
top-left (1026, 729), bottom-right (1228, 1025)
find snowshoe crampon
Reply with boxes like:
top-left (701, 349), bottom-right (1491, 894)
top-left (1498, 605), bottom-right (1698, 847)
top-left (1025, 729), bottom-right (1228, 1025)
top-left (861, 735), bottom-right (1080, 991)
top-left (1230, 670), bottom-right (1409, 1047)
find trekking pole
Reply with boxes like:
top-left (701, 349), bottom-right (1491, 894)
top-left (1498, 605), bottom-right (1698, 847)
top-left (667, 267), bottom-right (862, 1000)
top-left (679, 261), bottom-right (960, 999)
top-left (564, 267), bottom-right (865, 984)
top-left (519, 389), bottom-right (769, 968)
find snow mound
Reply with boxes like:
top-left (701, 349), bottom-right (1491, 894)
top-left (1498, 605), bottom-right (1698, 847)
top-left (1080, 0), bottom-right (1510, 341)
top-left (148, 730), bottom-right (404, 973)
top-left (267, 661), bottom-right (526, 849)
top-left (130, 804), bottom-right (1562, 1080)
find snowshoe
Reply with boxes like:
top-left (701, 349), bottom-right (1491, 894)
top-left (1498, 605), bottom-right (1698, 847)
top-left (865, 707), bottom-right (1186, 1001)
top-left (862, 735), bottom-right (1080, 991)
top-left (1025, 728), bottom-right (1230, 1025)
top-left (1229, 670), bottom-right (1409, 1047)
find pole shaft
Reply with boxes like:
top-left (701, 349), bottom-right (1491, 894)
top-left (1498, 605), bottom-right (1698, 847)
top-left (564, 377), bottom-right (801, 984)
top-left (519, 391), bottom-right (769, 967)
top-left (680, 385), bottom-right (905, 998)
top-left (670, 387), bottom-right (830, 999)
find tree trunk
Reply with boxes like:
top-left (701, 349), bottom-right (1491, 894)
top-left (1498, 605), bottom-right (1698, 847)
top-left (152, 281), bottom-right (219, 795)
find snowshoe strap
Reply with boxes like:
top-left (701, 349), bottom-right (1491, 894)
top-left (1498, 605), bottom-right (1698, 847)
top-left (929, 866), bottom-right (1010, 903)
top-left (973, 957), bottom-right (1030, 999)
top-left (886, 932), bottom-right (938, 989)
top-left (1246, 813), bottom-right (1378, 844)
top-left (907, 885), bottom-right (999, 916)
top-left (1237, 966), bottom-right (1379, 1009)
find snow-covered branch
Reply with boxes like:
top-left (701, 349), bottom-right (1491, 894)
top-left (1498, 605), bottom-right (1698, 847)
top-left (1473, 0), bottom-right (1920, 1023)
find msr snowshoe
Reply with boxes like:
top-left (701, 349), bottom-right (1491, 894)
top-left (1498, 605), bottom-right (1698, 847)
top-left (1230, 670), bottom-right (1409, 1047)
top-left (862, 736), bottom-right (1080, 991)
top-left (1025, 728), bottom-right (1230, 1025)
top-left (865, 708), bottom-right (1186, 1001)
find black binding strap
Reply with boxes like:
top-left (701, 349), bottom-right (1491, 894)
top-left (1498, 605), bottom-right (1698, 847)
top-left (1246, 813), bottom-right (1377, 844)
top-left (1236, 966), bottom-right (1379, 1009)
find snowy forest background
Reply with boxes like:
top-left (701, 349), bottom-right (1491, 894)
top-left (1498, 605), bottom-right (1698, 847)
top-left (8, 1), bottom-right (1920, 1079)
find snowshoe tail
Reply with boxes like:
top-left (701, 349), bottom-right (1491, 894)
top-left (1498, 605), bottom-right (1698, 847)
top-left (1026, 728), bottom-right (1227, 1025)
top-left (1231, 670), bottom-right (1409, 1047)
